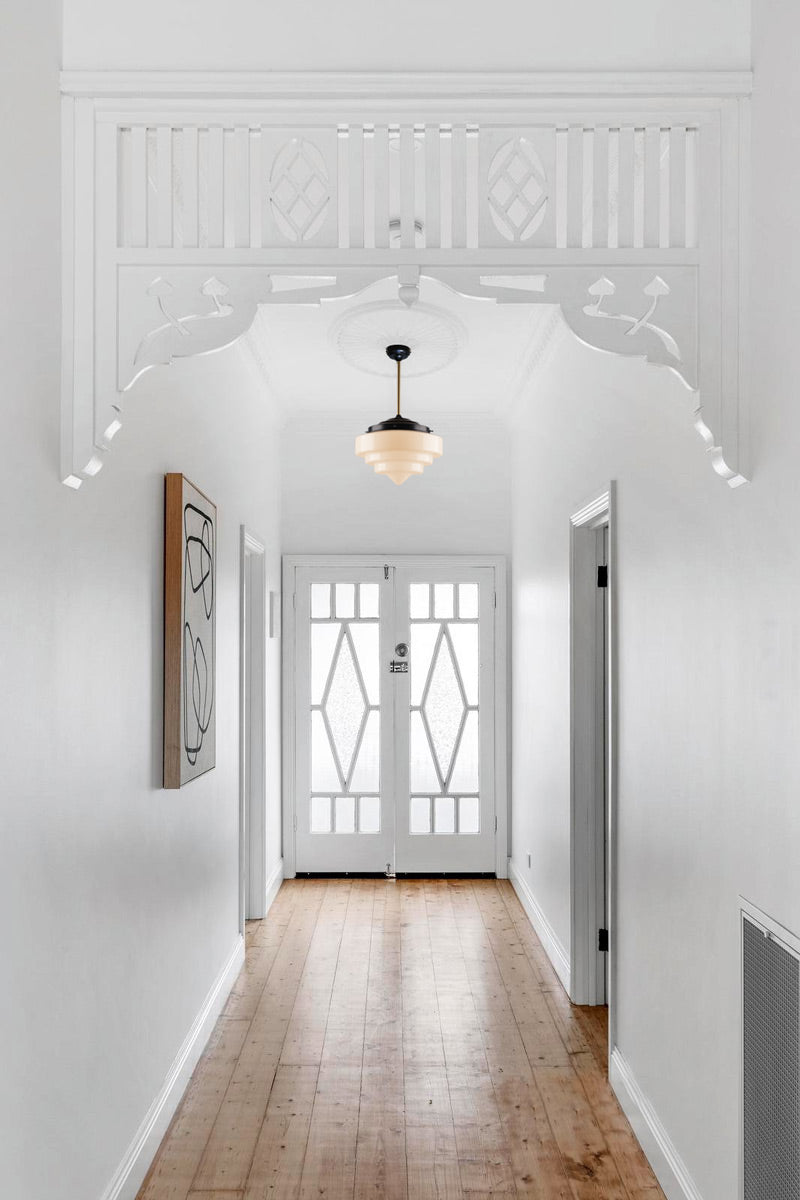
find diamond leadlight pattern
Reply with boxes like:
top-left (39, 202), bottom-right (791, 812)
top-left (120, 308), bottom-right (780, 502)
top-left (422, 630), bottom-right (466, 783)
top-left (408, 582), bottom-right (482, 837)
top-left (308, 583), bottom-right (381, 836)
top-left (322, 629), bottom-right (367, 786)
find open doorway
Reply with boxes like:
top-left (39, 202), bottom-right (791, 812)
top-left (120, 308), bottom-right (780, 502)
top-left (570, 485), bottom-right (615, 1041)
top-left (240, 527), bottom-right (267, 926)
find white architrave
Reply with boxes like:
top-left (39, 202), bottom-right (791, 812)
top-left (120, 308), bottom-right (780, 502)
top-left (239, 526), bottom-right (267, 924)
top-left (60, 71), bottom-right (751, 489)
top-left (570, 486), bottom-right (615, 1019)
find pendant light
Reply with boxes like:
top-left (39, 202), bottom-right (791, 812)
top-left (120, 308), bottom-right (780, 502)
top-left (355, 345), bottom-right (443, 485)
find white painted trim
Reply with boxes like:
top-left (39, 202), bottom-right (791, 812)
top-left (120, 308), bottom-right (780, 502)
top-left (610, 1048), bottom-right (704, 1200)
top-left (571, 489), bottom-right (613, 529)
top-left (100, 935), bottom-right (245, 1200)
top-left (740, 894), bottom-right (800, 958)
top-left (493, 558), bottom-right (509, 879)
top-left (265, 857), bottom-right (285, 914)
top-left (508, 859), bottom-right (571, 994)
top-left (281, 559), bottom-right (297, 879)
top-left (240, 527), bottom-right (268, 921)
top-left (569, 485), bottom-right (616, 1024)
top-left (283, 555), bottom-right (508, 570)
top-left (59, 76), bottom-right (750, 491)
top-left (60, 70), bottom-right (753, 100)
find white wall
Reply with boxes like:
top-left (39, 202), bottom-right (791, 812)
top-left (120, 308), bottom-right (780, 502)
top-left (62, 0), bottom-right (750, 72)
top-left (2, 0), bottom-right (769, 1196)
top-left (0, 6), bottom-right (282, 1195)
top-left (281, 416), bottom-right (511, 557)
top-left (510, 5), bottom-right (800, 1193)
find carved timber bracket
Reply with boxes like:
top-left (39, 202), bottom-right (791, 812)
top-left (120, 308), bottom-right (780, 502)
top-left (60, 71), bottom-right (751, 488)
top-left (118, 269), bottom-right (383, 395)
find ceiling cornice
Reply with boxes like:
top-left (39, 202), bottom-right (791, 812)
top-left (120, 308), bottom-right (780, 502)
top-left (503, 306), bottom-right (571, 422)
top-left (60, 69), bottom-right (753, 101)
top-left (238, 325), bottom-right (281, 415)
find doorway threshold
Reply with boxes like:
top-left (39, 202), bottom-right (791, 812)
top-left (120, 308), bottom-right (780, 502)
top-left (295, 871), bottom-right (392, 878)
top-left (295, 871), bottom-right (498, 879)
top-left (395, 871), bottom-right (497, 879)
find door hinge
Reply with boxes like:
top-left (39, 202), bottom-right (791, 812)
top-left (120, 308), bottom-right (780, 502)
top-left (293, 814), bottom-right (297, 832)
top-left (493, 590), bottom-right (497, 608)
top-left (494, 815), bottom-right (498, 833)
top-left (384, 563), bottom-right (390, 579)
top-left (598, 928), bottom-right (609, 952)
top-left (597, 565), bottom-right (608, 589)
top-left (292, 592), bottom-right (296, 609)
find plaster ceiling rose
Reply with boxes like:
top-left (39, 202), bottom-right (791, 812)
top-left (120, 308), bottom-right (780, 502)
top-left (330, 300), bottom-right (467, 378)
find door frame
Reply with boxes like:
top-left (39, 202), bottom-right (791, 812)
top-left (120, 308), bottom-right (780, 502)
top-left (240, 526), bottom-right (267, 925)
top-left (569, 485), bottom-right (616, 1028)
top-left (282, 554), bottom-right (508, 879)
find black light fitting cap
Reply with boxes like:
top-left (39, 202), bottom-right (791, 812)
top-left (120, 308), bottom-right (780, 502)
top-left (385, 344), bottom-right (411, 362)
top-left (366, 415), bottom-right (432, 434)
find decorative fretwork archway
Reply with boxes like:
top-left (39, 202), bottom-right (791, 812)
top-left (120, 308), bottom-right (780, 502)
top-left (60, 71), bottom-right (751, 487)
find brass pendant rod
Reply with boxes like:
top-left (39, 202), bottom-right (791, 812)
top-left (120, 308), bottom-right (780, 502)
top-left (397, 359), bottom-right (401, 418)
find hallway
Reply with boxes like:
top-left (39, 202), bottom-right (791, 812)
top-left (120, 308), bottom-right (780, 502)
top-left (137, 879), bottom-right (663, 1199)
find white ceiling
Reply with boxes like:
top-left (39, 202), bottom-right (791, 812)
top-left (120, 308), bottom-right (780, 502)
top-left (246, 276), bottom-right (562, 423)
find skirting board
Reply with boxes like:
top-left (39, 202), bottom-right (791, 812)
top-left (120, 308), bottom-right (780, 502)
top-left (100, 934), bottom-right (245, 1200)
top-left (610, 1048), bottom-right (704, 1200)
top-left (264, 856), bottom-right (284, 914)
top-left (508, 858), bottom-right (571, 995)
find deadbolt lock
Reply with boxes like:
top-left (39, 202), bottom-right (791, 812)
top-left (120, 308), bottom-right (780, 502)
top-left (395, 642), bottom-right (409, 657)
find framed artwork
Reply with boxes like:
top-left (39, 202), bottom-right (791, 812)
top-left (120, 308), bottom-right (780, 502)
top-left (164, 473), bottom-right (216, 788)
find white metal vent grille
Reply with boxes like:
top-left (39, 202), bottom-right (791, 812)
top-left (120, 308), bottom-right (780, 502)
top-left (743, 912), bottom-right (800, 1200)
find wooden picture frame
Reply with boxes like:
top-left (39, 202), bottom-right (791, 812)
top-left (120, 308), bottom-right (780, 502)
top-left (164, 474), bottom-right (217, 788)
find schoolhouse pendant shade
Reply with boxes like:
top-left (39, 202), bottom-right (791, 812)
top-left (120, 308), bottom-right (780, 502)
top-left (355, 344), bottom-right (443, 485)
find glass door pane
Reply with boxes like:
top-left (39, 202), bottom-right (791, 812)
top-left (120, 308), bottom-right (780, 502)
top-left (394, 566), bottom-right (496, 873)
top-left (294, 568), bottom-right (394, 873)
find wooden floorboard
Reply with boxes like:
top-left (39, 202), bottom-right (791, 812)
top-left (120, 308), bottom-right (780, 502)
top-left (137, 880), bottom-right (665, 1200)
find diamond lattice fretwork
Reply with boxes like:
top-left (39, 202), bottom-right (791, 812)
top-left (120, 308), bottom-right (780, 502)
top-left (487, 137), bottom-right (548, 243)
top-left (269, 137), bottom-right (330, 243)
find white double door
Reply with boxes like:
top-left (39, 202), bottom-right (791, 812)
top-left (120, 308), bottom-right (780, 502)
top-left (289, 558), bottom-right (498, 874)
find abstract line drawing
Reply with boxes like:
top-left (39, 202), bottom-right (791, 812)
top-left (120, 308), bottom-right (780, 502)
top-left (182, 502), bottom-right (214, 767)
top-left (164, 475), bottom-right (216, 788)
